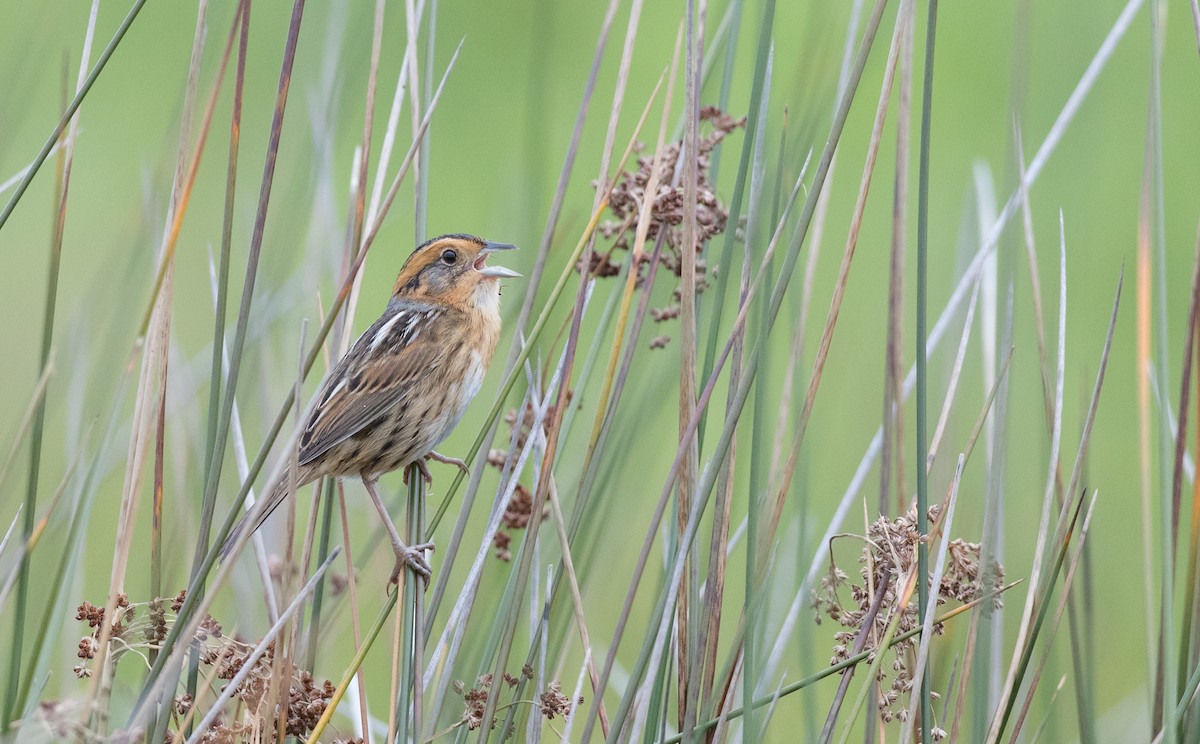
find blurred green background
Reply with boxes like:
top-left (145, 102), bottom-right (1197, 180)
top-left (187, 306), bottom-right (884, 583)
top-left (1, 0), bottom-right (1198, 740)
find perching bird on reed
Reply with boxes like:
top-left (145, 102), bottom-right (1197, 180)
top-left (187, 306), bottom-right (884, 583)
top-left (224, 234), bottom-right (519, 584)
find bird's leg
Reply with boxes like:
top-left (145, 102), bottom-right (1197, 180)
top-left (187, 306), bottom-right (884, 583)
top-left (361, 475), bottom-right (434, 586)
top-left (426, 450), bottom-right (470, 475)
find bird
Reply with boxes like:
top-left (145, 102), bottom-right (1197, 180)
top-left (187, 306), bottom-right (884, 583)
top-left (223, 234), bottom-right (519, 584)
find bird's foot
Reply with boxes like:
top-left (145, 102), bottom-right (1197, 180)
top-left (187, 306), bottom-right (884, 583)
top-left (389, 541), bottom-right (435, 587)
top-left (402, 459), bottom-right (434, 486)
top-left (426, 450), bottom-right (470, 475)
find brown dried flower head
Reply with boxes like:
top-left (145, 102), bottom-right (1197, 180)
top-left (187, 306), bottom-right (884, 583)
top-left (71, 590), bottom-right (334, 741)
top-left (452, 668), bottom-right (574, 734)
top-left (538, 681), bottom-right (574, 721)
top-left (813, 505), bottom-right (1005, 726)
top-left (588, 106), bottom-right (745, 350)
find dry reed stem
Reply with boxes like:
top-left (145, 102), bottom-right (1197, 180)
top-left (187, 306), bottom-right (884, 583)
top-left (1173, 221), bottom-right (1200, 728)
top-left (1170, 227), bottom-right (1200, 567)
top-left (746, 1), bottom-right (915, 701)
top-left (1136, 111), bottom-right (1157, 685)
top-left (882, 0), bottom-right (915, 514)
top-left (386, 537), bottom-right (408, 743)
top-left (403, 0), bottom-right (423, 234)
top-left (677, 0), bottom-right (702, 726)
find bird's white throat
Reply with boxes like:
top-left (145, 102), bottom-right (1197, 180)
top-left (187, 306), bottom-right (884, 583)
top-left (473, 280), bottom-right (502, 316)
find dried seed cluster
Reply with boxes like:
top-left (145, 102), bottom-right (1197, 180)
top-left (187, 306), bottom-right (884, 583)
top-left (73, 592), bottom-right (334, 742)
top-left (72, 594), bottom-right (135, 678)
top-left (812, 505), bottom-right (1005, 728)
top-left (589, 106), bottom-right (745, 350)
top-left (452, 665), bottom-right (581, 733)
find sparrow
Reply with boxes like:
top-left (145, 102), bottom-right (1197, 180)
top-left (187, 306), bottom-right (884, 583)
top-left (224, 234), bottom-right (519, 584)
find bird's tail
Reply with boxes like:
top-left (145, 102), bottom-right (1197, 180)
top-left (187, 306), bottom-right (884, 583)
top-left (219, 470), bottom-right (306, 560)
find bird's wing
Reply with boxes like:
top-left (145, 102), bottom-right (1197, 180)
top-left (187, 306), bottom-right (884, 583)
top-left (298, 302), bottom-right (446, 467)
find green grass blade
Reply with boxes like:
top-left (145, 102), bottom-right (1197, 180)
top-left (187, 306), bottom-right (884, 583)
top-left (914, 0), bottom-right (940, 739)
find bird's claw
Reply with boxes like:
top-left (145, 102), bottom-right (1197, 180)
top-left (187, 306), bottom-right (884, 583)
top-left (389, 541), bottom-right (435, 587)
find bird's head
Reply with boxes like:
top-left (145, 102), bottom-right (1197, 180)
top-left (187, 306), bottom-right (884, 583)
top-left (392, 234), bottom-right (519, 310)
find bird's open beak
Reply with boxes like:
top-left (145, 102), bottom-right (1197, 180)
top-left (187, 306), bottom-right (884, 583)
top-left (475, 241), bottom-right (521, 279)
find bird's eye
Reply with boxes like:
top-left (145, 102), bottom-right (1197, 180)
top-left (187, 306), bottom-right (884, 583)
top-left (441, 249), bottom-right (458, 265)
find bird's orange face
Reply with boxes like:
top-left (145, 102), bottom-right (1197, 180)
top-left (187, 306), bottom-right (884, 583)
top-left (392, 234), bottom-right (519, 308)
